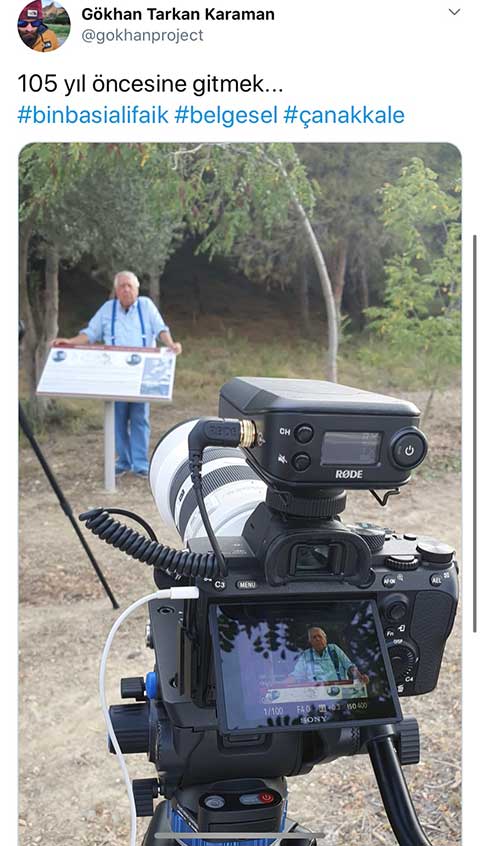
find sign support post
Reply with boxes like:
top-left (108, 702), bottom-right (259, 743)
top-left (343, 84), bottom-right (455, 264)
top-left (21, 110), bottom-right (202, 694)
top-left (104, 400), bottom-right (116, 492)
top-left (37, 344), bottom-right (176, 487)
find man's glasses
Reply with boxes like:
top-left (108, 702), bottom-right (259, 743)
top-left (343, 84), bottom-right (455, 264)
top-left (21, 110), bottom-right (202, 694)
top-left (18, 19), bottom-right (43, 28)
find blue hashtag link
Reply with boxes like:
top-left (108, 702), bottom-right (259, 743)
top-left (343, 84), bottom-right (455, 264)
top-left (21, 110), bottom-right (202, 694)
top-left (18, 105), bottom-right (32, 124)
top-left (175, 105), bottom-right (189, 124)
top-left (283, 105), bottom-right (298, 124)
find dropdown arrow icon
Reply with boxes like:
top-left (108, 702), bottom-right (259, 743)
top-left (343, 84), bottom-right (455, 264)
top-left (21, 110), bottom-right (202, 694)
top-left (449, 8), bottom-right (461, 13)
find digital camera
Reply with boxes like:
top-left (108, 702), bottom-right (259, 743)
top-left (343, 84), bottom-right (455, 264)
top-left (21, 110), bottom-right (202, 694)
top-left (83, 378), bottom-right (458, 846)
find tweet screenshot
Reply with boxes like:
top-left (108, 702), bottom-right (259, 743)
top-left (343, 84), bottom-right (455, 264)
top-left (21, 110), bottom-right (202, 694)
top-left (5, 1), bottom-right (478, 845)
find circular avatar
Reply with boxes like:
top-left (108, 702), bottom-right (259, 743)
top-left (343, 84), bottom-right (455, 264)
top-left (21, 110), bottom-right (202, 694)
top-left (18, 2), bottom-right (71, 52)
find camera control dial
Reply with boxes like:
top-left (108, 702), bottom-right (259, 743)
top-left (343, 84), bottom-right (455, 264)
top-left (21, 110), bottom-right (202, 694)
top-left (387, 642), bottom-right (418, 685)
top-left (386, 554), bottom-right (419, 571)
top-left (346, 522), bottom-right (386, 553)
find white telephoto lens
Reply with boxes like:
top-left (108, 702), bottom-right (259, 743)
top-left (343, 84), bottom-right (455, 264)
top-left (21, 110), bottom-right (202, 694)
top-left (149, 420), bottom-right (266, 543)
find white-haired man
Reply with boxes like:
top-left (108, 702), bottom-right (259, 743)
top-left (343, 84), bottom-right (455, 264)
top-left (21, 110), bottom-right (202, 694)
top-left (288, 627), bottom-right (369, 687)
top-left (56, 271), bottom-right (182, 477)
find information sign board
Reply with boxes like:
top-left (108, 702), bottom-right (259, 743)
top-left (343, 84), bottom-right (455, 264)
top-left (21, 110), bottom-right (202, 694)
top-left (37, 344), bottom-right (176, 402)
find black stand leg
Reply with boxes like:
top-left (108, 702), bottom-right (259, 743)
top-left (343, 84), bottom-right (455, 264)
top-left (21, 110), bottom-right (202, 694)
top-left (19, 403), bottom-right (119, 609)
top-left (368, 735), bottom-right (432, 846)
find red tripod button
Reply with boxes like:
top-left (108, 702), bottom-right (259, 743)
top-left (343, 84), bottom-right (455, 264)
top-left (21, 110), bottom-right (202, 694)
top-left (259, 792), bottom-right (274, 803)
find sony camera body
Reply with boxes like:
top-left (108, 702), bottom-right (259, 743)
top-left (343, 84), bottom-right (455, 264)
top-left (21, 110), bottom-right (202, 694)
top-left (154, 378), bottom-right (456, 720)
top-left (101, 377), bottom-right (458, 838)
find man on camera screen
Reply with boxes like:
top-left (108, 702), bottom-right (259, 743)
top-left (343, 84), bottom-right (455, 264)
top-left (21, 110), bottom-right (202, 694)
top-left (288, 626), bottom-right (370, 691)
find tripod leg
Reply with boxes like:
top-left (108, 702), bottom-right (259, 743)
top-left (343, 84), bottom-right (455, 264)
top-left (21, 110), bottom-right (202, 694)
top-left (368, 735), bottom-right (431, 846)
top-left (19, 403), bottom-right (119, 609)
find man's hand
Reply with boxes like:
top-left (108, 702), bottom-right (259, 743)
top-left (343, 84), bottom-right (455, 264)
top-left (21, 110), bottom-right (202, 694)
top-left (52, 333), bottom-right (89, 346)
top-left (350, 667), bottom-right (369, 686)
top-left (169, 342), bottom-right (182, 355)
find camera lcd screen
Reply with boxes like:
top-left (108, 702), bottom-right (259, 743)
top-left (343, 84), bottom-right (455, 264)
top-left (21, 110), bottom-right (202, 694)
top-left (321, 431), bottom-right (381, 465)
top-left (210, 600), bottom-right (400, 734)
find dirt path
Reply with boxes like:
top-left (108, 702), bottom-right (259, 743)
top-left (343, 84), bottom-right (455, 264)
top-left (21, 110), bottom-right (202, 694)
top-left (19, 388), bottom-right (461, 845)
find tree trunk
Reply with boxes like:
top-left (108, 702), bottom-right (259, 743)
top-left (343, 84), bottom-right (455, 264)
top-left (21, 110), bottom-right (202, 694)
top-left (149, 268), bottom-right (161, 307)
top-left (299, 259), bottom-right (311, 335)
top-left (333, 240), bottom-right (348, 328)
top-left (37, 242), bottom-right (60, 375)
top-left (34, 243), bottom-right (60, 420)
top-left (276, 159), bottom-right (338, 381)
top-left (19, 218), bottom-right (38, 404)
top-left (358, 263), bottom-right (369, 314)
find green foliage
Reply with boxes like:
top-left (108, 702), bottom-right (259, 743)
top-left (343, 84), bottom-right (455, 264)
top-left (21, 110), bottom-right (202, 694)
top-left (297, 143), bottom-right (461, 325)
top-left (19, 143), bottom-right (185, 286)
top-left (366, 157), bottom-right (461, 371)
top-left (172, 143), bottom-right (315, 287)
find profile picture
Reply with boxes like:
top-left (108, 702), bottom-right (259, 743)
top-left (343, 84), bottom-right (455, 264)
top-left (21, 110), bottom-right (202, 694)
top-left (17, 2), bottom-right (71, 52)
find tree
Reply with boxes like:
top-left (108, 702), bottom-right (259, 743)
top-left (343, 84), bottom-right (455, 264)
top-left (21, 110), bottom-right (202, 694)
top-left (19, 144), bottom-right (184, 418)
top-left (366, 157), bottom-right (461, 411)
top-left (19, 144), bottom-right (83, 416)
top-left (172, 143), bottom-right (339, 380)
top-left (298, 143), bottom-right (461, 331)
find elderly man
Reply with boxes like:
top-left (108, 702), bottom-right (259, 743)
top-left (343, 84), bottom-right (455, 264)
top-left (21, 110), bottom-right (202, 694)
top-left (56, 271), bottom-right (182, 478)
top-left (289, 626), bottom-right (369, 686)
top-left (18, 2), bottom-right (60, 52)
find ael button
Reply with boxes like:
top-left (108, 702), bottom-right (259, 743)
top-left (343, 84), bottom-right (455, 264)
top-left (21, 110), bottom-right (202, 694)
top-left (294, 424), bottom-right (314, 444)
top-left (430, 574), bottom-right (444, 586)
top-left (391, 431), bottom-right (427, 469)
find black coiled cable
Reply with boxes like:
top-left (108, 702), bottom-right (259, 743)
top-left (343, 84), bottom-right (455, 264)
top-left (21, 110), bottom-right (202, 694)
top-left (79, 507), bottom-right (219, 580)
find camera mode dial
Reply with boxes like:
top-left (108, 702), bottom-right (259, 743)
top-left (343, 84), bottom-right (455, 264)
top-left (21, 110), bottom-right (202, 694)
top-left (346, 523), bottom-right (385, 553)
top-left (416, 538), bottom-right (455, 569)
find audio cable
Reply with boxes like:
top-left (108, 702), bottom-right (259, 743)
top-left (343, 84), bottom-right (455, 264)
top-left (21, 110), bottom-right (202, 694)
top-left (187, 417), bottom-right (257, 577)
top-left (79, 507), bottom-right (219, 579)
top-left (80, 417), bottom-right (257, 581)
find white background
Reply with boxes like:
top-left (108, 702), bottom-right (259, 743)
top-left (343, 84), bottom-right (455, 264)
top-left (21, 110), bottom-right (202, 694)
top-left (2, 1), bottom-right (478, 841)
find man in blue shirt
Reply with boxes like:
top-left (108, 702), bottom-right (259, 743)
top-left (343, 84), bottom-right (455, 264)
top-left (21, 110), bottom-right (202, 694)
top-left (289, 627), bottom-right (369, 687)
top-left (56, 271), bottom-right (182, 477)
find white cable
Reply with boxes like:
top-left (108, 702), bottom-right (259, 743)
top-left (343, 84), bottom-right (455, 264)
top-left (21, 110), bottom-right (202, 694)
top-left (99, 586), bottom-right (200, 846)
